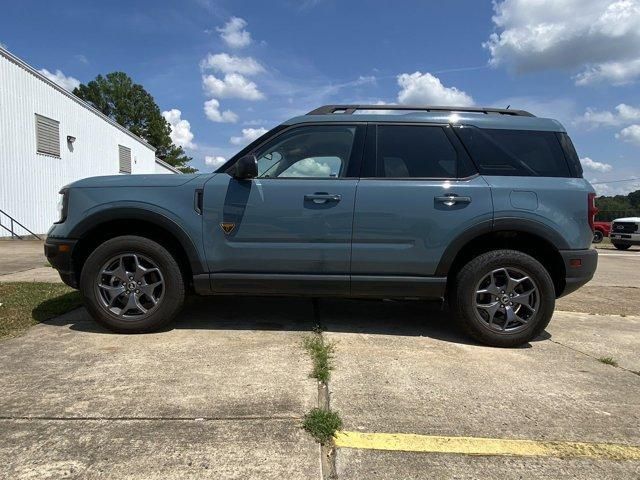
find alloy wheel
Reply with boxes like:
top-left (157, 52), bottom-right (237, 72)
top-left (95, 253), bottom-right (165, 318)
top-left (474, 267), bottom-right (539, 333)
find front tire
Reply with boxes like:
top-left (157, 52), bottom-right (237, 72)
top-left (592, 230), bottom-right (604, 243)
top-left (612, 243), bottom-right (631, 251)
top-left (449, 249), bottom-right (555, 348)
top-left (80, 235), bottom-right (185, 333)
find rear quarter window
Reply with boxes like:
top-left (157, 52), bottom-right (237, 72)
top-left (455, 126), bottom-right (572, 177)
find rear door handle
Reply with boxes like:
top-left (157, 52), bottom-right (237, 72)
top-left (304, 193), bottom-right (342, 204)
top-left (435, 194), bottom-right (472, 206)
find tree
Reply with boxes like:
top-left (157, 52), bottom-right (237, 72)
top-left (73, 72), bottom-right (196, 173)
top-left (595, 189), bottom-right (640, 221)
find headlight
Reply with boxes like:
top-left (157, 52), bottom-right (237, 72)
top-left (55, 189), bottom-right (69, 224)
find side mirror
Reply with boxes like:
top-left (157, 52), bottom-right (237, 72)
top-left (233, 155), bottom-right (258, 180)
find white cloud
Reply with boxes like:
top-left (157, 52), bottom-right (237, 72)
top-left (484, 0), bottom-right (640, 85)
top-left (590, 177), bottom-right (640, 196)
top-left (616, 124), bottom-right (640, 145)
top-left (203, 98), bottom-right (238, 123)
top-left (284, 158), bottom-right (332, 177)
top-left (580, 157), bottom-right (613, 173)
top-left (217, 17), bottom-right (252, 49)
top-left (397, 72), bottom-right (474, 106)
top-left (230, 127), bottom-right (268, 146)
top-left (205, 155), bottom-right (227, 168)
top-left (200, 53), bottom-right (264, 75)
top-left (202, 73), bottom-right (264, 100)
top-left (38, 68), bottom-right (80, 91)
top-left (576, 103), bottom-right (640, 127)
top-left (162, 109), bottom-right (196, 149)
top-left (0, 42), bottom-right (6, 49)
top-left (575, 58), bottom-right (640, 86)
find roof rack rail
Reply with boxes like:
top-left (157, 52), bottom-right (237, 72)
top-left (306, 104), bottom-right (535, 117)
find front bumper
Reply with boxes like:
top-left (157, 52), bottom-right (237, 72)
top-left (558, 248), bottom-right (598, 297)
top-left (44, 238), bottom-right (78, 288)
top-left (609, 233), bottom-right (640, 245)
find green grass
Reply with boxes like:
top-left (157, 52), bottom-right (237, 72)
top-left (303, 334), bottom-right (335, 383)
top-left (303, 408), bottom-right (343, 445)
top-left (0, 282), bottom-right (82, 339)
top-left (598, 356), bottom-right (618, 367)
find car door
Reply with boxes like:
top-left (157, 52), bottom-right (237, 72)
top-left (351, 123), bottom-right (493, 298)
top-left (202, 123), bottom-right (365, 295)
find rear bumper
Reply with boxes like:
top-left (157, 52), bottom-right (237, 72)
top-left (558, 248), bottom-right (598, 297)
top-left (44, 238), bottom-right (78, 288)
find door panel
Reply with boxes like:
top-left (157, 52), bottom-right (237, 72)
top-left (203, 174), bottom-right (357, 274)
top-left (351, 176), bottom-right (493, 277)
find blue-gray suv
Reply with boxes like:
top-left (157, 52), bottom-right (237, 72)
top-left (45, 105), bottom-right (598, 347)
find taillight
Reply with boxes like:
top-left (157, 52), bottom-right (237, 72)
top-left (588, 192), bottom-right (598, 231)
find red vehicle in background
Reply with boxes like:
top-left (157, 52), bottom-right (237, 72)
top-left (593, 221), bottom-right (611, 243)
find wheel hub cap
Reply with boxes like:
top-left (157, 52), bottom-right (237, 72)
top-left (474, 267), bottom-right (539, 333)
top-left (96, 253), bottom-right (165, 319)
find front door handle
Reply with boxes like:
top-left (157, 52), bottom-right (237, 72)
top-left (435, 194), bottom-right (472, 206)
top-left (304, 193), bottom-right (342, 204)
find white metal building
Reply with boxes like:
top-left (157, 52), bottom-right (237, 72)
top-left (0, 47), bottom-right (179, 237)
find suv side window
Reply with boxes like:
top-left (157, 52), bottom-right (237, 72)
top-left (374, 125), bottom-right (466, 179)
top-left (254, 125), bottom-right (357, 178)
top-left (455, 126), bottom-right (571, 177)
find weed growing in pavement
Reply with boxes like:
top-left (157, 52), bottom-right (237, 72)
top-left (598, 356), bottom-right (618, 367)
top-left (303, 408), bottom-right (343, 445)
top-left (303, 334), bottom-right (335, 384)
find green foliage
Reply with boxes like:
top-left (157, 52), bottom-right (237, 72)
top-left (595, 189), bottom-right (640, 221)
top-left (598, 356), bottom-right (618, 367)
top-left (598, 357), bottom-right (618, 367)
top-left (303, 334), bottom-right (335, 383)
top-left (73, 72), bottom-right (196, 173)
top-left (303, 408), bottom-right (343, 444)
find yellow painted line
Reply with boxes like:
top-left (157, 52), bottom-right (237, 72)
top-left (334, 431), bottom-right (640, 461)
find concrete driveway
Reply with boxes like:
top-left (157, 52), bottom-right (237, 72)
top-left (0, 240), bottom-right (59, 282)
top-left (0, 298), bottom-right (320, 479)
top-left (0, 246), bottom-right (639, 479)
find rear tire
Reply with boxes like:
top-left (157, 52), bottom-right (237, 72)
top-left (592, 230), bottom-right (604, 243)
top-left (449, 249), bottom-right (555, 348)
top-left (80, 235), bottom-right (185, 333)
top-left (612, 243), bottom-right (631, 251)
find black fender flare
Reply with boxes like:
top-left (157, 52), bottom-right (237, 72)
top-left (435, 217), bottom-right (569, 276)
top-left (68, 206), bottom-right (205, 275)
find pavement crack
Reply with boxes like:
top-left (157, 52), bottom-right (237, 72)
top-left (309, 298), bottom-right (338, 480)
top-left (548, 338), bottom-right (640, 378)
top-left (0, 415), bottom-right (301, 422)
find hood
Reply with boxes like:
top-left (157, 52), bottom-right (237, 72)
top-left (612, 217), bottom-right (640, 223)
top-left (66, 173), bottom-right (205, 189)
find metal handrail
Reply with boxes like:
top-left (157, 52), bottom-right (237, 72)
top-left (0, 209), bottom-right (42, 240)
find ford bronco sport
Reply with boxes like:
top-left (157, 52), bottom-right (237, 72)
top-left (45, 105), bottom-right (598, 347)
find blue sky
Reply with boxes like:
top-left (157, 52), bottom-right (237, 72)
top-left (2, 0), bottom-right (640, 194)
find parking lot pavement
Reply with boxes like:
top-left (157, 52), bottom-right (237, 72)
top-left (320, 300), bottom-right (640, 479)
top-left (588, 249), bottom-right (640, 287)
top-left (556, 248), bottom-right (640, 316)
top-left (0, 240), bottom-right (47, 275)
top-left (0, 297), bottom-right (319, 479)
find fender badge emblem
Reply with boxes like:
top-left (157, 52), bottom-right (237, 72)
top-left (220, 222), bottom-right (236, 234)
